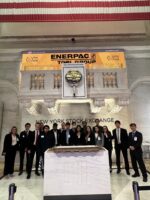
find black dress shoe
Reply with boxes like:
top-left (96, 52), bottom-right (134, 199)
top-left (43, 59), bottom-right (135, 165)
top-left (27, 174), bottom-right (31, 179)
top-left (117, 169), bottom-right (121, 174)
top-left (132, 173), bottom-right (140, 177)
top-left (126, 170), bottom-right (130, 175)
top-left (143, 177), bottom-right (148, 182)
top-left (18, 171), bottom-right (23, 176)
top-left (35, 171), bottom-right (40, 176)
top-left (110, 169), bottom-right (112, 173)
top-left (41, 170), bottom-right (44, 176)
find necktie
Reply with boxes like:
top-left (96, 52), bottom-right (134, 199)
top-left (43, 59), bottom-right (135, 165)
top-left (132, 132), bottom-right (135, 138)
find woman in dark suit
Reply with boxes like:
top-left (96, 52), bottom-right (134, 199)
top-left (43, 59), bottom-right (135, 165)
top-left (103, 126), bottom-right (113, 172)
top-left (85, 126), bottom-right (95, 145)
top-left (74, 125), bottom-right (85, 145)
top-left (2, 126), bottom-right (20, 177)
top-left (93, 126), bottom-right (104, 146)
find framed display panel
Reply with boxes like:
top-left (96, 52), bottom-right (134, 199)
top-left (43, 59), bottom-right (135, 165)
top-left (62, 63), bottom-right (87, 99)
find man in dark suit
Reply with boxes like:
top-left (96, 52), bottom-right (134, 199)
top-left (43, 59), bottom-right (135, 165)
top-left (81, 121), bottom-right (87, 135)
top-left (71, 121), bottom-right (76, 134)
top-left (50, 123), bottom-right (60, 146)
top-left (59, 122), bottom-right (66, 133)
top-left (93, 119), bottom-right (103, 134)
top-left (26, 122), bottom-right (41, 179)
top-left (60, 122), bottom-right (75, 146)
top-left (129, 123), bottom-right (148, 182)
top-left (40, 122), bottom-right (44, 132)
top-left (36, 125), bottom-right (55, 175)
top-left (37, 125), bottom-right (55, 151)
top-left (112, 120), bottom-right (130, 175)
top-left (18, 123), bottom-right (32, 176)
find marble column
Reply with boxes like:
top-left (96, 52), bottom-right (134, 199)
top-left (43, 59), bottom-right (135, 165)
top-left (0, 103), bottom-right (19, 160)
top-left (129, 84), bottom-right (150, 142)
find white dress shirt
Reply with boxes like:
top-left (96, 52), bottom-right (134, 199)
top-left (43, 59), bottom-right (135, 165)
top-left (116, 128), bottom-right (121, 144)
top-left (66, 129), bottom-right (70, 144)
top-left (12, 135), bottom-right (17, 146)
top-left (34, 130), bottom-right (39, 145)
top-left (54, 131), bottom-right (58, 145)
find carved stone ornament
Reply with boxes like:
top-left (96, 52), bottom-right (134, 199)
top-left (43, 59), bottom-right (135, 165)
top-left (117, 98), bottom-right (129, 106)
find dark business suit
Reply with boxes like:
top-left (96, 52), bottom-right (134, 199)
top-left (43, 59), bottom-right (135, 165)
top-left (37, 131), bottom-right (55, 154)
top-left (81, 126), bottom-right (87, 136)
top-left (129, 131), bottom-right (147, 178)
top-left (50, 129), bottom-right (61, 146)
top-left (2, 133), bottom-right (19, 176)
top-left (104, 131), bottom-right (113, 169)
top-left (74, 132), bottom-right (86, 145)
top-left (36, 131), bottom-right (55, 174)
top-left (112, 128), bottom-right (129, 172)
top-left (19, 130), bottom-right (32, 172)
top-left (85, 133), bottom-right (95, 145)
top-left (26, 130), bottom-right (41, 175)
top-left (60, 129), bottom-right (75, 146)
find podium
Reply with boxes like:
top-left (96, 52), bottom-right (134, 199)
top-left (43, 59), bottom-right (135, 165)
top-left (44, 146), bottom-right (112, 200)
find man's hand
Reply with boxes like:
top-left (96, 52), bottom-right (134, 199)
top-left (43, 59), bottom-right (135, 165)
top-left (27, 150), bottom-right (31, 154)
top-left (130, 146), bottom-right (135, 151)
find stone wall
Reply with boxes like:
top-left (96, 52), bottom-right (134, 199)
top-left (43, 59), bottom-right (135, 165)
top-left (0, 61), bottom-right (19, 155)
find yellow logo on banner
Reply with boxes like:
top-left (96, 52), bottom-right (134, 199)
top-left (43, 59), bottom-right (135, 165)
top-left (21, 51), bottom-right (126, 71)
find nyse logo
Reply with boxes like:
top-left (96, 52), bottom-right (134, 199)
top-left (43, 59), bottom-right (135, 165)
top-left (26, 56), bottom-right (38, 63)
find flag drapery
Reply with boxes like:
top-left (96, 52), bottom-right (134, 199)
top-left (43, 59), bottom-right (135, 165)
top-left (0, 0), bottom-right (150, 22)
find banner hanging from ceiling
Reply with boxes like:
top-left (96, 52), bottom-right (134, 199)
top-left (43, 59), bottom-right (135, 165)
top-left (0, 0), bottom-right (150, 22)
top-left (21, 50), bottom-right (126, 70)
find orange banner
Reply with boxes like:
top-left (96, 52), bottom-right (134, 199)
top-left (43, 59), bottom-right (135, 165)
top-left (21, 51), bottom-right (126, 70)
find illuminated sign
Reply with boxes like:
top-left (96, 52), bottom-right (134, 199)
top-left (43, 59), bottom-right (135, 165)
top-left (21, 51), bottom-right (126, 70)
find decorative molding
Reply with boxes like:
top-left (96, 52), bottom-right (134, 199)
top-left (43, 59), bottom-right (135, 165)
top-left (0, 45), bottom-right (150, 62)
top-left (117, 98), bottom-right (129, 106)
top-left (94, 99), bottom-right (105, 107)
top-left (130, 76), bottom-right (150, 91)
top-left (0, 80), bottom-right (18, 95)
top-left (145, 21), bottom-right (150, 37)
top-left (21, 98), bottom-right (128, 115)
top-left (44, 99), bottom-right (56, 108)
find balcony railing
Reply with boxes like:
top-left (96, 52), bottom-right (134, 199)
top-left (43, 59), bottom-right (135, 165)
top-left (20, 68), bottom-right (129, 99)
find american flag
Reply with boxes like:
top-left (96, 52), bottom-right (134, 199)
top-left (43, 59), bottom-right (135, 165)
top-left (0, 0), bottom-right (150, 22)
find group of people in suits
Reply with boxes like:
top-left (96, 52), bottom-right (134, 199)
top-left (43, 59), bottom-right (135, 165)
top-left (112, 121), bottom-right (148, 182)
top-left (2, 119), bottom-right (148, 182)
